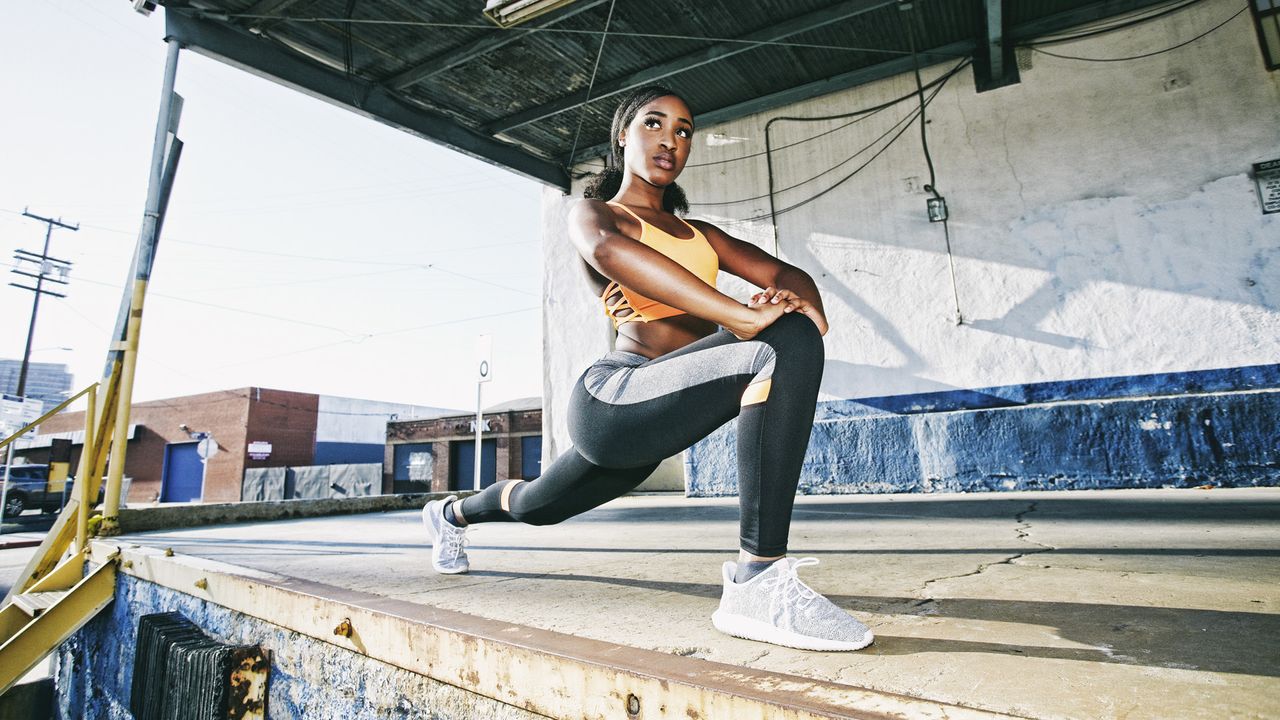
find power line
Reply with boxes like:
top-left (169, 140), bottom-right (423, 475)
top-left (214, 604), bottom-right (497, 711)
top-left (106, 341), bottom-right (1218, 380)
top-left (211, 306), bottom-right (540, 368)
top-left (565, 0), bottom-right (619, 177)
top-left (1028, 4), bottom-right (1245, 62)
top-left (3, 207), bottom-right (540, 296)
top-left (1024, 0), bottom-right (1206, 47)
top-left (690, 97), bottom-right (918, 207)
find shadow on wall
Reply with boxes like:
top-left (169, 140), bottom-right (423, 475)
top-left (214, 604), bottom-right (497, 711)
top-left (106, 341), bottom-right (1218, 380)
top-left (786, 175), bottom-right (1276, 397)
top-left (962, 277), bottom-right (1091, 349)
top-left (782, 228), bottom-right (931, 398)
top-left (819, 359), bottom-right (956, 400)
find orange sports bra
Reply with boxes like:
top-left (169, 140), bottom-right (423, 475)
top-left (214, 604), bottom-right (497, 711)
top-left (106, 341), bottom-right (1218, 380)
top-left (602, 202), bottom-right (719, 328)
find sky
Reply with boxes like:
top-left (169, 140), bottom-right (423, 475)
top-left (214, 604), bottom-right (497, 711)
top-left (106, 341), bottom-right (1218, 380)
top-left (0, 1), bottom-right (548, 414)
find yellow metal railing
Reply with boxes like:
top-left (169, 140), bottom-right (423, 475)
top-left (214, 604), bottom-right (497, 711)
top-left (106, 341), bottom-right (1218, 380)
top-left (0, 382), bottom-right (98, 453)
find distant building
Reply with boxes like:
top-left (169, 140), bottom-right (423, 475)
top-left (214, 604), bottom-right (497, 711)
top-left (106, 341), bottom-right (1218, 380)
top-left (0, 359), bottom-right (72, 409)
top-left (386, 397), bottom-right (542, 494)
top-left (29, 387), bottom-right (459, 505)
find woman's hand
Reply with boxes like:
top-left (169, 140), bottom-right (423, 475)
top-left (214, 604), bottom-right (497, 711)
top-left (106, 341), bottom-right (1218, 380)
top-left (751, 286), bottom-right (829, 336)
top-left (726, 298), bottom-right (798, 340)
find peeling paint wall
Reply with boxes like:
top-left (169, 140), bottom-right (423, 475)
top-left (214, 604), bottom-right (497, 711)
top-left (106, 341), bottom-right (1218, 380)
top-left (55, 575), bottom-right (549, 720)
top-left (541, 0), bottom-right (1280, 492)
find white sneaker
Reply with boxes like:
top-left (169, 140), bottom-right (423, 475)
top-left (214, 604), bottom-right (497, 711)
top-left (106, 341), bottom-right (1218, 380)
top-left (712, 557), bottom-right (873, 651)
top-left (422, 496), bottom-right (469, 574)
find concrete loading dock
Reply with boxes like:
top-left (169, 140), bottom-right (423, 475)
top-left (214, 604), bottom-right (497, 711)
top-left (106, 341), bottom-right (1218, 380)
top-left (52, 487), bottom-right (1280, 718)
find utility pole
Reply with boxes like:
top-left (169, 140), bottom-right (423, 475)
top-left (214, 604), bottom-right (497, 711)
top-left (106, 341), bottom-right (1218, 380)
top-left (11, 209), bottom-right (78, 397)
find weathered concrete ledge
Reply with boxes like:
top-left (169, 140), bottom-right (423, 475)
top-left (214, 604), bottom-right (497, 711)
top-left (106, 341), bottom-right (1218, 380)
top-left (116, 491), bottom-right (473, 533)
top-left (65, 542), bottom-right (1013, 719)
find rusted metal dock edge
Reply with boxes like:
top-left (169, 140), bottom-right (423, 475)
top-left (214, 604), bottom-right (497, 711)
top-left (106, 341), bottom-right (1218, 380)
top-left (89, 542), bottom-right (1016, 720)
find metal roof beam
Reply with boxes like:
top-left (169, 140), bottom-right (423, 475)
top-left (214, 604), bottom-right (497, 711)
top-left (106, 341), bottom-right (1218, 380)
top-left (165, 11), bottom-right (569, 190)
top-left (485, 0), bottom-right (898, 136)
top-left (385, 0), bottom-right (611, 91)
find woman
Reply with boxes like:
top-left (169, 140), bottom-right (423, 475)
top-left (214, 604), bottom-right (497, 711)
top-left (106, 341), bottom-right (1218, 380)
top-left (423, 85), bottom-right (873, 652)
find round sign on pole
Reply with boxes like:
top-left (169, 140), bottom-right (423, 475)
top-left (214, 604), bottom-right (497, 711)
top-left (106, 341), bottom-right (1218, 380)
top-left (196, 435), bottom-right (219, 460)
top-left (476, 335), bottom-right (493, 383)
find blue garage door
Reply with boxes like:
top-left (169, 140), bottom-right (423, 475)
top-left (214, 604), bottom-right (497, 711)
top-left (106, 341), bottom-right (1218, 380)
top-left (450, 439), bottom-right (496, 491)
top-left (520, 436), bottom-right (542, 479)
top-left (161, 442), bottom-right (203, 502)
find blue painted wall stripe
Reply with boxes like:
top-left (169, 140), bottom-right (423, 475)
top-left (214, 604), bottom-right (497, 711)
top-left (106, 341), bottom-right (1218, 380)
top-left (687, 367), bottom-right (1280, 497)
top-left (819, 363), bottom-right (1280, 421)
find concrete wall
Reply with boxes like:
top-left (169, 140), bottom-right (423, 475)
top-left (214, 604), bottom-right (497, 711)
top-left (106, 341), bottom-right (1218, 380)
top-left (542, 0), bottom-right (1280, 494)
top-left (56, 575), bottom-right (545, 719)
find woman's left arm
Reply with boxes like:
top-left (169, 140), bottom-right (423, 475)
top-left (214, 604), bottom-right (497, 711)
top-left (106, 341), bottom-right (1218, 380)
top-left (691, 220), bottom-right (829, 335)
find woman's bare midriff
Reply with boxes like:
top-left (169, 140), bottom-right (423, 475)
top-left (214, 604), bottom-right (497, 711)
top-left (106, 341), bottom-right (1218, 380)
top-left (615, 313), bottom-right (719, 359)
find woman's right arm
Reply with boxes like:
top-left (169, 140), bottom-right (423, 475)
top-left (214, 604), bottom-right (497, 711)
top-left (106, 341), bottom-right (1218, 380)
top-left (567, 199), bottom-right (795, 339)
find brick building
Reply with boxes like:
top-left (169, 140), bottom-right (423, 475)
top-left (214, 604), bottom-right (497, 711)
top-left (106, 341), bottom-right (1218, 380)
top-left (29, 388), bottom-right (454, 504)
top-left (385, 397), bottom-right (542, 494)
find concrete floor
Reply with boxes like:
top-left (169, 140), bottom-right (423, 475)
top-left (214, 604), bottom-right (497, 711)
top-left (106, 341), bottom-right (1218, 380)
top-left (97, 488), bottom-right (1278, 719)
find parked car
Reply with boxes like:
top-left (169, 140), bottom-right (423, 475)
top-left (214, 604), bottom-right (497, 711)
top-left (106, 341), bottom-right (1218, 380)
top-left (0, 464), bottom-right (104, 517)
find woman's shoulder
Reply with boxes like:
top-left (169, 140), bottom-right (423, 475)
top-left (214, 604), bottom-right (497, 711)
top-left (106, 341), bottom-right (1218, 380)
top-left (570, 197), bottom-right (641, 235)
top-left (684, 217), bottom-right (727, 241)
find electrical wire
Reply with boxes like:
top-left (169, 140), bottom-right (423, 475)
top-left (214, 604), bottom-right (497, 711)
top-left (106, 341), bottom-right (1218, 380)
top-left (765, 95), bottom-right (929, 219)
top-left (903, 4), bottom-right (961, 325)
top-left (689, 91), bottom-right (926, 207)
top-left (1029, 5), bottom-right (1246, 62)
top-left (565, 0), bottom-right (619, 176)
top-left (1024, 0), bottom-right (1206, 46)
top-left (567, 57), bottom-right (967, 175)
top-left (750, 58), bottom-right (968, 232)
top-left (211, 306), bottom-right (540, 369)
top-left (683, 69), bottom-right (962, 170)
top-left (905, 9), bottom-right (937, 197)
top-left (67, 274), bottom-right (370, 337)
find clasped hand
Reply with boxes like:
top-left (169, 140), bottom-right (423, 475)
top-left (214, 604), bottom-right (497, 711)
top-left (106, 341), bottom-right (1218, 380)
top-left (749, 286), bottom-right (829, 336)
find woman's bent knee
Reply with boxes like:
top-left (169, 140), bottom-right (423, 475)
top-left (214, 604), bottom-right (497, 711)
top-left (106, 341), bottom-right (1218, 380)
top-left (759, 312), bottom-right (824, 358)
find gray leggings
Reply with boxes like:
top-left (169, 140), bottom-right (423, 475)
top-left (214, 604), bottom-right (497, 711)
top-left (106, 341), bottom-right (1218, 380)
top-left (455, 313), bottom-right (823, 556)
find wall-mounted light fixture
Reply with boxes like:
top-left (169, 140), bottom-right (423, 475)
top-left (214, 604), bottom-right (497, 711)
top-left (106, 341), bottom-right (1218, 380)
top-left (483, 0), bottom-right (581, 28)
top-left (924, 184), bottom-right (949, 222)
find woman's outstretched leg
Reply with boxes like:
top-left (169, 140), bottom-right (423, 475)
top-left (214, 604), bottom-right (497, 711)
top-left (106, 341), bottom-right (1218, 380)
top-left (454, 450), bottom-right (657, 525)
top-left (422, 449), bottom-right (656, 574)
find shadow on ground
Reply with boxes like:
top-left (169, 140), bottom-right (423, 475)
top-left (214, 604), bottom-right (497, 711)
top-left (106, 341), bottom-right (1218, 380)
top-left (464, 568), bottom-right (1279, 678)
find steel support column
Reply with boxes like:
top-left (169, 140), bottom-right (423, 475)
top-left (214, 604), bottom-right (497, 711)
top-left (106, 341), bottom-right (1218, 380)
top-left (974, 0), bottom-right (1018, 92)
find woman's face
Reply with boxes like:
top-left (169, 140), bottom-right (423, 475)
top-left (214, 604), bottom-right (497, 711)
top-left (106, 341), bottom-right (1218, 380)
top-left (619, 94), bottom-right (694, 189)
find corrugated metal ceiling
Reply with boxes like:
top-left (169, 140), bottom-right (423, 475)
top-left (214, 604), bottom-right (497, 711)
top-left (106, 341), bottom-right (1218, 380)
top-left (158, 0), bottom-right (1176, 188)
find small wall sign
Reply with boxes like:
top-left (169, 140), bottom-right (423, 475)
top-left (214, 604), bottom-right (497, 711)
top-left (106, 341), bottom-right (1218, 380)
top-left (247, 441), bottom-right (273, 460)
top-left (1254, 158), bottom-right (1280, 214)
